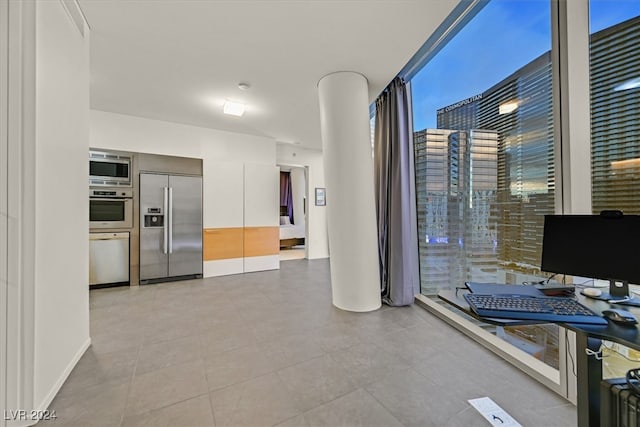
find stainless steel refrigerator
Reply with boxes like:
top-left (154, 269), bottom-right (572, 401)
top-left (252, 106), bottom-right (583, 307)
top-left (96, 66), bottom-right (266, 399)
top-left (140, 173), bottom-right (202, 284)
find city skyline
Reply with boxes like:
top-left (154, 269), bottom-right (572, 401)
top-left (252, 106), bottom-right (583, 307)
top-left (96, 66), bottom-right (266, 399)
top-left (413, 8), bottom-right (640, 295)
top-left (411, 0), bottom-right (640, 131)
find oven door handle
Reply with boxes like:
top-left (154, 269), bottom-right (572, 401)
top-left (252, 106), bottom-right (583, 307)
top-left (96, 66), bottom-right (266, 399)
top-left (163, 187), bottom-right (169, 254)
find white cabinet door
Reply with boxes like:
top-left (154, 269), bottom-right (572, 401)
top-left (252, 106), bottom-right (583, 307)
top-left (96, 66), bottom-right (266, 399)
top-left (203, 160), bottom-right (244, 228)
top-left (244, 164), bottom-right (279, 227)
top-left (244, 164), bottom-right (279, 272)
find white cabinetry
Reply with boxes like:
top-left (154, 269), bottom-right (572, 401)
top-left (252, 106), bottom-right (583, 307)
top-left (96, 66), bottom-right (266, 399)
top-left (203, 162), bottom-right (279, 276)
top-left (244, 164), bottom-right (279, 273)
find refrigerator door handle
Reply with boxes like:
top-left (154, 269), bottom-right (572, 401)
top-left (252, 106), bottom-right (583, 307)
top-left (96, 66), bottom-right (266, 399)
top-left (163, 187), bottom-right (168, 254)
top-left (168, 187), bottom-right (173, 254)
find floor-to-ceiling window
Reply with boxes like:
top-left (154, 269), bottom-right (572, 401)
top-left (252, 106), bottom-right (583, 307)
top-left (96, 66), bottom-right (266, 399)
top-left (411, 0), bottom-right (559, 369)
top-left (589, 0), bottom-right (640, 379)
top-left (403, 0), bottom-right (640, 395)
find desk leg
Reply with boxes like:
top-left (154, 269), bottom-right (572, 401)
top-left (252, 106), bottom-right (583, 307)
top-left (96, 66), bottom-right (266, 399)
top-left (576, 331), bottom-right (602, 427)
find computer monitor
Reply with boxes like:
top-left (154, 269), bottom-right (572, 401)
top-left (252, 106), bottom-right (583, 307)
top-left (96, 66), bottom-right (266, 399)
top-left (541, 212), bottom-right (640, 298)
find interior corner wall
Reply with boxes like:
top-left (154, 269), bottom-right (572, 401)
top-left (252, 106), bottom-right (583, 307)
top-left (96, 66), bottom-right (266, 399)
top-left (276, 145), bottom-right (329, 259)
top-left (33, 0), bottom-right (91, 412)
top-left (290, 167), bottom-right (305, 227)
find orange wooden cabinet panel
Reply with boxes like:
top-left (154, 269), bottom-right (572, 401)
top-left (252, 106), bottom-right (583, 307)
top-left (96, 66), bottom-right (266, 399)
top-left (203, 228), bottom-right (244, 261)
top-left (243, 226), bottom-right (279, 257)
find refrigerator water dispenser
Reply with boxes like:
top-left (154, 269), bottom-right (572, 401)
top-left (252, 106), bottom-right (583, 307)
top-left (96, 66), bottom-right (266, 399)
top-left (143, 214), bottom-right (164, 227)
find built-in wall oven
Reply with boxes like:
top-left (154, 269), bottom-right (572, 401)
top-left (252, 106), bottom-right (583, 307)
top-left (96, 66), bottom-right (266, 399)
top-left (89, 150), bottom-right (132, 187)
top-left (89, 188), bottom-right (133, 229)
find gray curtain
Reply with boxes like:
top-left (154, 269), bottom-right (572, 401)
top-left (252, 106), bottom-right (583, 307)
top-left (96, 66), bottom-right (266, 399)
top-left (374, 77), bottom-right (420, 306)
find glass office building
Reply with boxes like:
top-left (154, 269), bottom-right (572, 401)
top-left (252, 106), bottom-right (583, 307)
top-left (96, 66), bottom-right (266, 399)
top-left (415, 15), bottom-right (640, 293)
top-left (415, 52), bottom-right (553, 292)
top-left (591, 16), bottom-right (640, 215)
top-left (414, 129), bottom-right (498, 293)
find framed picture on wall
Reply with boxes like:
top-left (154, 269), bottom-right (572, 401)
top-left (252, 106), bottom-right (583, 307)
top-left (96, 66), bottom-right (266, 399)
top-left (315, 188), bottom-right (326, 206)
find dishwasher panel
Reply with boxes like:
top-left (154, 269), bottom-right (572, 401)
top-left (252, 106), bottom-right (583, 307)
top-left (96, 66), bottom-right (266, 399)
top-left (89, 232), bottom-right (130, 287)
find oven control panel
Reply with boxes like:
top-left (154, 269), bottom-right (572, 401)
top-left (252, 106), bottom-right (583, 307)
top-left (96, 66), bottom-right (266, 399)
top-left (90, 188), bottom-right (133, 198)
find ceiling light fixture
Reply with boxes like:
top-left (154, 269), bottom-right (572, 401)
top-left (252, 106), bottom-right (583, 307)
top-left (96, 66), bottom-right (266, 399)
top-left (238, 82), bottom-right (251, 91)
top-left (223, 101), bottom-right (245, 116)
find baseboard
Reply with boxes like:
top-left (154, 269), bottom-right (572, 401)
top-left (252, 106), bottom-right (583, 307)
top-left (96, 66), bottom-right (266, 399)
top-left (244, 254), bottom-right (279, 273)
top-left (31, 337), bottom-right (91, 424)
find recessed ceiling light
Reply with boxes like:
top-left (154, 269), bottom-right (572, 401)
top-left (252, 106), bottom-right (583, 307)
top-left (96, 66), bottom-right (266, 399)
top-left (614, 77), bottom-right (640, 91)
top-left (223, 101), bottom-right (245, 116)
top-left (238, 82), bottom-right (251, 91)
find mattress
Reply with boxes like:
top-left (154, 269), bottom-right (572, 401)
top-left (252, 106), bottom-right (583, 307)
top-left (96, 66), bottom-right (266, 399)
top-left (280, 224), bottom-right (305, 240)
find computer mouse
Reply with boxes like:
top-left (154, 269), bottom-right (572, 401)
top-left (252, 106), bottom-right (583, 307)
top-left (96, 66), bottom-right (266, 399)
top-left (602, 308), bottom-right (638, 325)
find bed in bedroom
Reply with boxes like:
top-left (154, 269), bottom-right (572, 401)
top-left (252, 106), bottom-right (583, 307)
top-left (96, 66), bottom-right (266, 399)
top-left (279, 215), bottom-right (305, 248)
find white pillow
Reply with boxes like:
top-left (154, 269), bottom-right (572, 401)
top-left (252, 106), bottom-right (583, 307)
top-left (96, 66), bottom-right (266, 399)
top-left (280, 215), bottom-right (291, 225)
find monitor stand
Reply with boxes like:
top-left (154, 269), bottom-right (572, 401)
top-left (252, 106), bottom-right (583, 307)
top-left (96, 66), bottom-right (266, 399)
top-left (610, 280), bottom-right (630, 298)
top-left (599, 280), bottom-right (640, 307)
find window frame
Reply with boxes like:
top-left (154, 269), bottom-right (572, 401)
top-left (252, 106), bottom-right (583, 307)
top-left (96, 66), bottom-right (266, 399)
top-left (403, 0), bottom-right (592, 400)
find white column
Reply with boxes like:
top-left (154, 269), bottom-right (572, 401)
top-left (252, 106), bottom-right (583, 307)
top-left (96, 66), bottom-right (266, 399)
top-left (317, 72), bottom-right (381, 312)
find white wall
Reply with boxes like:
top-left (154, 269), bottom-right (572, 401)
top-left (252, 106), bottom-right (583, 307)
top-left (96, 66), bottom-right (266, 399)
top-left (290, 167), bottom-right (306, 228)
top-left (91, 110), bottom-right (277, 229)
top-left (277, 145), bottom-right (329, 259)
top-left (91, 110), bottom-right (275, 163)
top-left (1, 2), bottom-right (9, 423)
top-left (34, 0), bottom-right (91, 411)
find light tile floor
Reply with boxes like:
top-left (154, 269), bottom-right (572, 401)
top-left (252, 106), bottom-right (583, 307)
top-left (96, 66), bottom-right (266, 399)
top-left (279, 247), bottom-right (305, 262)
top-left (43, 259), bottom-right (576, 426)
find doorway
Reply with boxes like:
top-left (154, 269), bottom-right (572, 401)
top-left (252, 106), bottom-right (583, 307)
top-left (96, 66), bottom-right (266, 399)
top-left (278, 165), bottom-right (307, 261)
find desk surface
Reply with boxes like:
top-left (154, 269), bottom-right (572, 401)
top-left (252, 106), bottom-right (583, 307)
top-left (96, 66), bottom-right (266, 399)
top-left (437, 284), bottom-right (640, 427)
top-left (438, 287), bottom-right (640, 351)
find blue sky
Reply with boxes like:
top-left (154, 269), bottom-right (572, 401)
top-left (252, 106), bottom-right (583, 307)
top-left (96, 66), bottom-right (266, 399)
top-left (411, 0), bottom-right (640, 131)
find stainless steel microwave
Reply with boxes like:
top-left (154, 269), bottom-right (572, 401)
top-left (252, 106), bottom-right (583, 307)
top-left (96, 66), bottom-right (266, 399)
top-left (89, 150), bottom-right (132, 187)
top-left (89, 188), bottom-right (133, 229)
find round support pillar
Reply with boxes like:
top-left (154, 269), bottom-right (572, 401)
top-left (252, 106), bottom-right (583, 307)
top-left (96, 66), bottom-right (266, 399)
top-left (317, 71), bottom-right (381, 312)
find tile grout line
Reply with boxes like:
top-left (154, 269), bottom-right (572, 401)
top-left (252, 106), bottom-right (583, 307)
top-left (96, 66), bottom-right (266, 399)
top-left (117, 335), bottom-right (144, 427)
top-left (360, 386), bottom-right (410, 427)
top-left (192, 287), bottom-right (219, 427)
top-left (122, 392), bottom-right (213, 425)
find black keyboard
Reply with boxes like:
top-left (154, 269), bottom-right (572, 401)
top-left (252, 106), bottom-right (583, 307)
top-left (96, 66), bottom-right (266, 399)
top-left (464, 293), bottom-right (608, 325)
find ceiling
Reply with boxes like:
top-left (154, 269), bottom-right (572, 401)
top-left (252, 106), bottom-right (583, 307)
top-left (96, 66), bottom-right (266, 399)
top-left (79, 0), bottom-right (459, 150)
